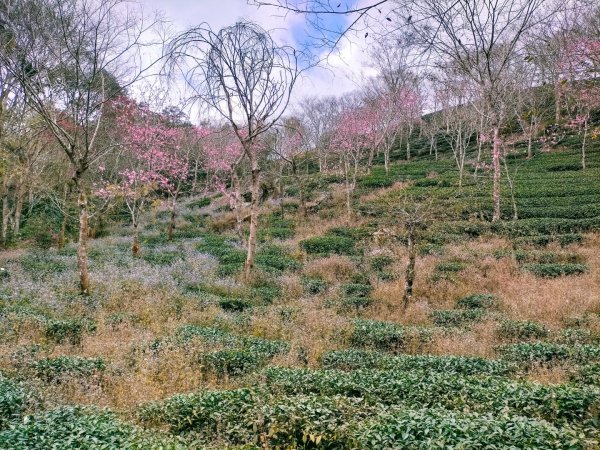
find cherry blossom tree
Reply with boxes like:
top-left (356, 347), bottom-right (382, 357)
top-left (98, 98), bottom-right (188, 255)
top-left (202, 127), bottom-right (246, 241)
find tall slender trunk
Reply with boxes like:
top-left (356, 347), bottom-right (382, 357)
top-left (77, 189), bottom-right (91, 295)
top-left (384, 146), bottom-right (390, 174)
top-left (367, 148), bottom-right (374, 174)
top-left (554, 81), bottom-right (561, 123)
top-left (527, 118), bottom-right (534, 159)
top-left (232, 172), bottom-right (245, 244)
top-left (503, 156), bottom-right (518, 220)
top-left (244, 160), bottom-right (260, 278)
top-left (13, 183), bottom-right (23, 238)
top-left (402, 229), bottom-right (416, 310)
top-left (1, 189), bottom-right (9, 247)
top-left (581, 118), bottom-right (588, 170)
top-left (293, 162), bottom-right (307, 218)
top-left (132, 220), bottom-right (139, 256)
top-left (492, 127), bottom-right (502, 222)
top-left (167, 198), bottom-right (177, 241)
top-left (58, 184), bottom-right (69, 249)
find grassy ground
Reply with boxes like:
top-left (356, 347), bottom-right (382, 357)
top-left (0, 135), bottom-right (599, 448)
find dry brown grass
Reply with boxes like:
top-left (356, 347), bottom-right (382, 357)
top-left (303, 255), bottom-right (357, 284)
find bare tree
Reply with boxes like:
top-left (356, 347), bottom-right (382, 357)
top-left (0, 0), bottom-right (161, 293)
top-left (168, 21), bottom-right (300, 277)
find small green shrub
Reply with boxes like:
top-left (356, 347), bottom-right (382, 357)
top-left (341, 283), bottom-right (372, 298)
top-left (201, 349), bottom-right (264, 376)
top-left (455, 294), bottom-right (497, 310)
top-left (218, 297), bottom-right (252, 312)
top-left (370, 255), bottom-right (394, 272)
top-left (0, 376), bottom-right (30, 429)
top-left (523, 263), bottom-right (587, 278)
top-left (340, 296), bottom-right (372, 311)
top-left (435, 261), bottom-right (466, 273)
top-left (499, 342), bottom-right (600, 366)
top-left (349, 319), bottom-right (434, 353)
top-left (299, 236), bottom-right (355, 256)
top-left (326, 226), bottom-right (371, 241)
top-left (301, 277), bottom-right (328, 295)
top-left (32, 356), bottom-right (106, 382)
top-left (430, 309), bottom-right (485, 327)
top-left (497, 320), bottom-right (549, 341)
top-left (142, 250), bottom-right (184, 266)
top-left (188, 197), bottom-right (211, 208)
top-left (0, 406), bottom-right (183, 449)
top-left (20, 254), bottom-right (68, 279)
top-left (44, 319), bottom-right (96, 345)
top-left (255, 244), bottom-right (301, 273)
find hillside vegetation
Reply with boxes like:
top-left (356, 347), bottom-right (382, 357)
top-left (1, 131), bottom-right (600, 449)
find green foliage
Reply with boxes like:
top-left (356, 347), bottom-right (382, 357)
top-left (430, 309), bottom-right (486, 327)
top-left (44, 319), bottom-right (96, 345)
top-left (370, 255), bottom-right (393, 272)
top-left (497, 320), bottom-right (549, 341)
top-left (32, 356), bottom-right (106, 382)
top-left (322, 349), bottom-right (516, 376)
top-left (218, 298), bottom-right (252, 312)
top-left (255, 244), bottom-right (301, 273)
top-left (455, 294), bottom-right (498, 310)
top-left (326, 226), bottom-right (372, 241)
top-left (142, 250), bottom-right (184, 266)
top-left (340, 296), bottom-right (372, 311)
top-left (500, 342), bottom-right (600, 366)
top-left (434, 261), bottom-right (466, 273)
top-left (341, 283), bottom-right (372, 298)
top-left (259, 212), bottom-right (296, 241)
top-left (200, 350), bottom-right (264, 376)
top-left (301, 277), bottom-right (328, 295)
top-left (514, 250), bottom-right (581, 264)
top-left (349, 319), bottom-right (434, 353)
top-left (0, 376), bottom-right (29, 429)
top-left (265, 366), bottom-right (600, 424)
top-left (0, 406), bottom-right (185, 449)
top-left (20, 253), bottom-right (69, 280)
top-left (187, 197), bottom-right (211, 209)
top-left (523, 263), bottom-right (587, 278)
top-left (352, 408), bottom-right (589, 450)
top-left (299, 235), bottom-right (355, 256)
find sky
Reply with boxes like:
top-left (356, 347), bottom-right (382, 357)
top-left (141, 0), bottom-right (378, 113)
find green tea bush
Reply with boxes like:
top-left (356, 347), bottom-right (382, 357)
top-left (340, 296), bottom-right (372, 311)
top-left (430, 309), bottom-right (486, 327)
top-left (188, 197), bottom-right (211, 209)
top-left (321, 349), bottom-right (515, 376)
top-left (497, 320), bottom-right (549, 341)
top-left (32, 356), bottom-right (106, 382)
top-left (514, 250), bottom-right (581, 264)
top-left (218, 297), bottom-right (252, 312)
top-left (370, 255), bottom-right (394, 272)
top-left (137, 388), bottom-right (257, 439)
top-left (349, 319), bottom-right (434, 353)
top-left (264, 366), bottom-right (600, 424)
top-left (352, 408), bottom-right (590, 450)
top-left (341, 283), bottom-right (372, 298)
top-left (558, 328), bottom-right (593, 345)
top-left (0, 376), bottom-right (29, 429)
top-left (499, 342), bottom-right (600, 366)
top-left (200, 349), bottom-right (264, 376)
top-left (326, 226), bottom-right (372, 241)
top-left (455, 294), bottom-right (498, 310)
top-left (255, 244), bottom-right (301, 273)
top-left (434, 261), bottom-right (466, 273)
top-left (44, 319), bottom-right (96, 345)
top-left (20, 254), bottom-right (68, 280)
top-left (301, 277), bottom-right (328, 295)
top-left (142, 250), bottom-right (184, 266)
top-left (523, 263), bottom-right (587, 278)
top-left (299, 236), bottom-right (355, 256)
top-left (0, 406), bottom-right (185, 449)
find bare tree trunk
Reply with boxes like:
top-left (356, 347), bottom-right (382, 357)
top-left (402, 230), bottom-right (416, 310)
top-left (367, 148), bottom-right (374, 174)
top-left (527, 118), bottom-right (534, 159)
top-left (492, 127), bottom-right (502, 222)
top-left (503, 156), bottom-right (518, 220)
top-left (244, 161), bottom-right (260, 278)
top-left (554, 81), bottom-right (561, 123)
top-left (77, 189), bottom-right (91, 295)
top-left (232, 172), bottom-right (245, 244)
top-left (1, 190), bottom-right (9, 247)
top-left (167, 198), bottom-right (176, 241)
top-left (581, 118), bottom-right (588, 170)
top-left (58, 184), bottom-right (69, 249)
top-left (132, 220), bottom-right (139, 256)
top-left (384, 148), bottom-right (390, 174)
top-left (13, 183), bottom-right (23, 237)
top-left (293, 162), bottom-right (307, 218)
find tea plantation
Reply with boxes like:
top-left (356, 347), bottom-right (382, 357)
top-left (1, 135), bottom-right (600, 449)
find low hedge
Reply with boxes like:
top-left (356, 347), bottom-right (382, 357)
top-left (523, 263), bottom-right (587, 278)
top-left (299, 235), bottom-right (356, 256)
